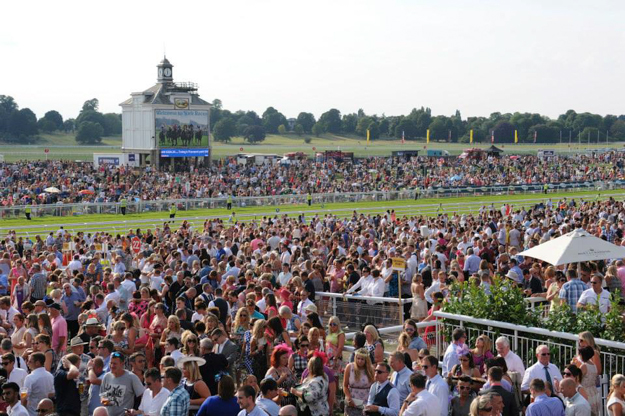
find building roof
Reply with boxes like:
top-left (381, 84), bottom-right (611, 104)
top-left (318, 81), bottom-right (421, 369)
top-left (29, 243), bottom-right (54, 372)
top-left (120, 82), bottom-right (211, 107)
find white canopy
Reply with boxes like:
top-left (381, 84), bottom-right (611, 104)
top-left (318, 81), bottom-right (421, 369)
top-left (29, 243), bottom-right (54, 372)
top-left (44, 187), bottom-right (61, 193)
top-left (519, 229), bottom-right (625, 266)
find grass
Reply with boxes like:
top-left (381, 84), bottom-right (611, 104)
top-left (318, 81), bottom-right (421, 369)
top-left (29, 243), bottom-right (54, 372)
top-left (1, 132), bottom-right (621, 161)
top-left (3, 188), bottom-right (622, 233)
top-left (0, 133), bottom-right (121, 162)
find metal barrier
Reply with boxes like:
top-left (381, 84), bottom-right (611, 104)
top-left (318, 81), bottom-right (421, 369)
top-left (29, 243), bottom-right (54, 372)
top-left (434, 311), bottom-right (625, 413)
top-left (2, 180), bottom-right (622, 220)
top-left (315, 292), bottom-right (413, 332)
top-left (5, 193), bottom-right (625, 238)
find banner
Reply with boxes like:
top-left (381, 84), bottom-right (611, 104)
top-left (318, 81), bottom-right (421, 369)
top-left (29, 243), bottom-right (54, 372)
top-left (515, 130), bottom-right (518, 144)
top-left (426, 129), bottom-right (430, 144)
top-left (491, 131), bottom-right (494, 144)
top-left (470, 130), bottom-right (473, 144)
top-left (367, 129), bottom-right (370, 144)
top-left (391, 257), bottom-right (406, 271)
top-left (161, 148), bottom-right (210, 158)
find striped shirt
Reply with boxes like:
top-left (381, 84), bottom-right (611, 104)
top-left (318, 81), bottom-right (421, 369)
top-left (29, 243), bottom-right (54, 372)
top-left (30, 272), bottom-right (47, 299)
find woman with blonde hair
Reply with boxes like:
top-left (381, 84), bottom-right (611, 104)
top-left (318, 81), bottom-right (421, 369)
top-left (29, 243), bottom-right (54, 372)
top-left (107, 320), bottom-right (132, 355)
top-left (180, 357), bottom-right (211, 415)
top-left (325, 316), bottom-right (345, 372)
top-left (605, 265), bottom-right (623, 299)
top-left (343, 348), bottom-right (374, 416)
top-left (396, 332), bottom-right (418, 366)
top-left (363, 325), bottom-right (384, 364)
top-left (574, 331), bottom-right (602, 375)
top-left (607, 374), bottom-right (625, 415)
top-left (181, 330), bottom-right (200, 356)
top-left (469, 394), bottom-right (493, 416)
top-left (160, 315), bottom-right (182, 345)
top-left (249, 319), bottom-right (269, 379)
top-left (308, 327), bottom-right (324, 353)
top-left (471, 335), bottom-right (494, 375)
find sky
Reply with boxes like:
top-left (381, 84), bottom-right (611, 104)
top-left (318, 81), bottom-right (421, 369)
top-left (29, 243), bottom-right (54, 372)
top-left (2, 0), bottom-right (625, 121)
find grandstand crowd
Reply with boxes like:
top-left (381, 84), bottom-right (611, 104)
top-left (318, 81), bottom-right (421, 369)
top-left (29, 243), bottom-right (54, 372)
top-left (1, 150), bottom-right (624, 207)
top-left (0, 168), bottom-right (625, 414)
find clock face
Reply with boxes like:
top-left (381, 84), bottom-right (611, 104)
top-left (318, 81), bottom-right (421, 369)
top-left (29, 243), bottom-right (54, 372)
top-left (164, 68), bottom-right (172, 77)
top-left (158, 68), bottom-right (163, 78)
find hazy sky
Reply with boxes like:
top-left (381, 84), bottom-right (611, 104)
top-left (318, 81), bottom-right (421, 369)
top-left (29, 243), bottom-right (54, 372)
top-left (2, 0), bottom-right (624, 121)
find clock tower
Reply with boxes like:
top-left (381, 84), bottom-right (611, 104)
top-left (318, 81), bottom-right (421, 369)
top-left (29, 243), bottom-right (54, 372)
top-left (157, 56), bottom-right (174, 83)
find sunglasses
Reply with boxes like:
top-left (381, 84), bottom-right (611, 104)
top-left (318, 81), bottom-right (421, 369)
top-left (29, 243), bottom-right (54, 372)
top-left (563, 372), bottom-right (572, 376)
top-left (458, 386), bottom-right (471, 390)
top-left (329, 323), bottom-right (338, 327)
top-left (540, 353), bottom-right (550, 356)
top-left (187, 340), bottom-right (197, 343)
top-left (37, 410), bottom-right (50, 414)
top-left (146, 382), bottom-right (152, 387)
top-left (459, 358), bottom-right (469, 362)
top-left (422, 365), bottom-right (430, 369)
top-left (482, 407), bottom-right (493, 412)
top-left (375, 370), bottom-right (388, 374)
top-left (1, 362), bottom-right (9, 366)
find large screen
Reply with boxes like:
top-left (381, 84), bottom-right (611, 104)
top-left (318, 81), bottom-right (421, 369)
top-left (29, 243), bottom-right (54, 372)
top-left (155, 109), bottom-right (209, 148)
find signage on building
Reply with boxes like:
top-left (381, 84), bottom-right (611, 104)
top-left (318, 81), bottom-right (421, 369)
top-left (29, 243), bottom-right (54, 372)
top-left (161, 148), bottom-right (209, 158)
top-left (98, 157), bottom-right (120, 166)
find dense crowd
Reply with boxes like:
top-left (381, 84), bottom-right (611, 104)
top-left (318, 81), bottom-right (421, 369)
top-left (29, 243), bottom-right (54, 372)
top-left (0, 193), bottom-right (624, 415)
top-left (1, 151), bottom-right (624, 207)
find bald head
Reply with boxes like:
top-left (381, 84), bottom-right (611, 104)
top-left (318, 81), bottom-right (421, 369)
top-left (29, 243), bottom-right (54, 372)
top-left (93, 407), bottom-right (109, 416)
top-left (37, 398), bottom-right (54, 415)
top-left (560, 378), bottom-right (577, 398)
top-left (279, 405), bottom-right (298, 416)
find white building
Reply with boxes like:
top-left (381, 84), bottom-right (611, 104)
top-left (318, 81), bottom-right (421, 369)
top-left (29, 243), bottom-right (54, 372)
top-left (119, 57), bottom-right (211, 169)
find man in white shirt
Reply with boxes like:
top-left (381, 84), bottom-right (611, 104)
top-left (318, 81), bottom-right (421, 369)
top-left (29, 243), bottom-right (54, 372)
top-left (121, 272), bottom-right (137, 296)
top-left (23, 353), bottom-right (54, 416)
top-left (495, 336), bottom-right (525, 379)
top-left (577, 275), bottom-right (610, 314)
top-left (442, 329), bottom-right (467, 377)
top-left (421, 355), bottom-right (448, 416)
top-left (346, 267), bottom-right (373, 296)
top-left (425, 271), bottom-right (447, 304)
top-left (3, 381), bottom-right (29, 416)
top-left (521, 344), bottom-right (563, 393)
top-left (131, 368), bottom-right (170, 416)
top-left (365, 362), bottom-right (400, 416)
top-left (277, 263), bottom-right (293, 287)
top-left (399, 373), bottom-right (441, 416)
top-left (3, 353), bottom-right (27, 388)
top-left (367, 270), bottom-right (386, 303)
top-left (67, 255), bottom-right (83, 274)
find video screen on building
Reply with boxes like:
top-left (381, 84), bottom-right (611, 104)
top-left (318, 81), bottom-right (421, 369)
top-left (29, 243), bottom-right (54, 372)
top-left (155, 109), bottom-right (209, 148)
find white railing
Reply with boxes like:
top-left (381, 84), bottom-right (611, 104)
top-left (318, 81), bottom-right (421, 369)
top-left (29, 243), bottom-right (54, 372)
top-left (434, 311), bottom-right (625, 414)
top-left (2, 181), bottom-right (622, 219)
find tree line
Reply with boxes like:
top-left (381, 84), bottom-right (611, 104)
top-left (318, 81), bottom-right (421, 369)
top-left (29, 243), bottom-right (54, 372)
top-left (0, 95), bottom-right (121, 144)
top-left (210, 100), bottom-right (625, 144)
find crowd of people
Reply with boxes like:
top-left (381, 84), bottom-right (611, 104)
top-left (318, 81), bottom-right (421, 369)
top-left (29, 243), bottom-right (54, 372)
top-left (1, 150), bottom-right (624, 207)
top-left (0, 186), bottom-right (624, 415)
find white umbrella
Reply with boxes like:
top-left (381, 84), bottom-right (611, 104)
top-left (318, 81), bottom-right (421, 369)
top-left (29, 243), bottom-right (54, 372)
top-left (44, 187), bottom-right (61, 193)
top-left (519, 229), bottom-right (625, 266)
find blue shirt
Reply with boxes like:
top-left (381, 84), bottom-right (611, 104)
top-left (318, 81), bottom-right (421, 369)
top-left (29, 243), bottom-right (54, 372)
top-left (197, 395), bottom-right (240, 416)
top-left (62, 291), bottom-right (82, 320)
top-left (0, 275), bottom-right (8, 295)
top-left (525, 394), bottom-right (565, 416)
top-left (409, 336), bottom-right (427, 351)
top-left (559, 278), bottom-right (588, 313)
top-left (161, 384), bottom-right (190, 416)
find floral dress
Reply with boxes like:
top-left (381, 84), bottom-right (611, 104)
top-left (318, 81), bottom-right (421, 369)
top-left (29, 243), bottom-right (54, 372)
top-left (344, 365), bottom-right (372, 416)
top-left (582, 361), bottom-right (600, 416)
top-left (326, 331), bottom-right (344, 372)
top-left (299, 376), bottom-right (329, 416)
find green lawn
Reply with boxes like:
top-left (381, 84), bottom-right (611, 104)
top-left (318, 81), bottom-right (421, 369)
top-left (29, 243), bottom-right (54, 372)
top-left (0, 133), bottom-right (122, 162)
top-left (2, 188), bottom-right (622, 234)
top-left (0, 132), bottom-right (620, 161)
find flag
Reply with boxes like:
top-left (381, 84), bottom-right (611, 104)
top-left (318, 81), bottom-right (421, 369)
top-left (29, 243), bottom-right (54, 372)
top-left (402, 130), bottom-right (405, 144)
top-left (470, 129), bottom-right (473, 144)
top-left (427, 129), bottom-right (430, 144)
top-left (534, 130), bottom-right (537, 143)
top-left (367, 129), bottom-right (370, 144)
top-left (514, 130), bottom-right (518, 144)
top-left (491, 131), bottom-right (494, 144)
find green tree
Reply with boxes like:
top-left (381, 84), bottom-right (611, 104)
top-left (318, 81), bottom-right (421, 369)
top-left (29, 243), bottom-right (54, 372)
top-left (76, 121), bottom-right (103, 144)
top-left (428, 117), bottom-right (451, 141)
top-left (312, 122), bottom-right (324, 137)
top-left (7, 108), bottom-right (38, 141)
top-left (244, 125), bottom-right (266, 143)
top-left (492, 121), bottom-right (515, 143)
top-left (610, 120), bottom-right (625, 140)
top-left (211, 98), bottom-right (223, 110)
top-left (81, 98), bottom-right (99, 113)
top-left (296, 112), bottom-right (316, 133)
top-left (76, 110), bottom-right (105, 132)
top-left (341, 113), bottom-right (358, 134)
top-left (262, 107), bottom-right (287, 134)
top-left (294, 124), bottom-right (304, 136)
top-left (318, 109), bottom-right (342, 133)
top-left (213, 118), bottom-right (237, 142)
top-left (63, 119), bottom-right (76, 133)
top-left (38, 118), bottom-right (56, 133)
top-left (102, 113), bottom-right (122, 136)
top-left (278, 124), bottom-right (287, 135)
top-left (43, 110), bottom-right (63, 131)
top-left (367, 121), bottom-right (380, 140)
top-left (394, 118), bottom-right (418, 140)
top-left (355, 116), bottom-right (375, 137)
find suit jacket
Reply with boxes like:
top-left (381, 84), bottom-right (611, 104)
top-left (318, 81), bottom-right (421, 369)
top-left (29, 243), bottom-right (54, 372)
top-left (480, 385), bottom-right (519, 416)
top-left (217, 339), bottom-right (239, 375)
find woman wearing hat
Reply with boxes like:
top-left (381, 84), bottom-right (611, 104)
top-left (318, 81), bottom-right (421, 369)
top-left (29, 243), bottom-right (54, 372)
top-left (179, 356), bottom-right (210, 415)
